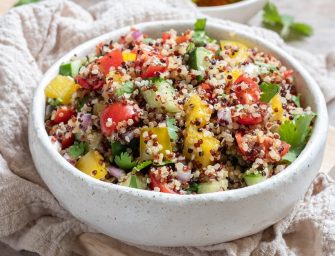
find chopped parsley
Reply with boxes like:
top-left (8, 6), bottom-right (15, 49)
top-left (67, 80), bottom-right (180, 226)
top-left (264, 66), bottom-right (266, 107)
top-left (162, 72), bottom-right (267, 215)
top-left (133, 160), bottom-right (153, 172)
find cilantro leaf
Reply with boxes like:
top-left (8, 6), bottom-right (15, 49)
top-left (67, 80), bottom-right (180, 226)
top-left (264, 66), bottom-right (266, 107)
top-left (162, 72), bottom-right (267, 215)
top-left (117, 81), bottom-right (134, 96)
top-left (68, 141), bottom-right (89, 158)
top-left (186, 183), bottom-right (199, 194)
top-left (262, 2), bottom-right (313, 40)
top-left (278, 113), bottom-right (316, 162)
top-left (133, 160), bottom-right (152, 172)
top-left (260, 82), bottom-right (280, 103)
top-left (114, 152), bottom-right (137, 170)
top-left (166, 118), bottom-right (179, 141)
top-left (194, 18), bottom-right (206, 31)
top-left (291, 95), bottom-right (301, 107)
top-left (111, 141), bottom-right (127, 157)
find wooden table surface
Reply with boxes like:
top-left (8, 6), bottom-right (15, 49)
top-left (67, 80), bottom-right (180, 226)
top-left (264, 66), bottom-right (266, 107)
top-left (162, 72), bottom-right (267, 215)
top-left (0, 0), bottom-right (335, 255)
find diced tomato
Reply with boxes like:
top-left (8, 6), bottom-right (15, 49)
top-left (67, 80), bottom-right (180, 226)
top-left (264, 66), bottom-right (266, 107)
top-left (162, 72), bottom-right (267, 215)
top-left (149, 172), bottom-right (177, 194)
top-left (162, 32), bottom-right (170, 43)
top-left (236, 114), bottom-right (263, 125)
top-left (200, 83), bottom-right (212, 91)
top-left (141, 64), bottom-right (168, 79)
top-left (234, 75), bottom-right (261, 104)
top-left (236, 132), bottom-right (291, 162)
top-left (75, 75), bottom-right (104, 90)
top-left (176, 35), bottom-right (188, 44)
top-left (283, 69), bottom-right (293, 79)
top-left (61, 133), bottom-right (75, 149)
top-left (100, 103), bottom-right (138, 136)
top-left (53, 107), bottom-right (75, 124)
top-left (97, 49), bottom-right (123, 76)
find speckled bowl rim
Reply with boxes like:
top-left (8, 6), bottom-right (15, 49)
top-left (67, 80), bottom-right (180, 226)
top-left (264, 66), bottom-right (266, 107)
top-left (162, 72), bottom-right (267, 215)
top-left (197, 0), bottom-right (264, 11)
top-left (31, 20), bottom-right (328, 203)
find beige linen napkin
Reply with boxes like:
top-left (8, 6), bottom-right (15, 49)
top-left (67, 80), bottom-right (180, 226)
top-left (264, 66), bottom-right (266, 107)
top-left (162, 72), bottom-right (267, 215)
top-left (0, 1), bottom-right (334, 255)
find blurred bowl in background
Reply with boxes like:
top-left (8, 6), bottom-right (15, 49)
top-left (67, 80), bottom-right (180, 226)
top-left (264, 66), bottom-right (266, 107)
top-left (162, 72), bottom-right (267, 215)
top-left (197, 0), bottom-right (266, 23)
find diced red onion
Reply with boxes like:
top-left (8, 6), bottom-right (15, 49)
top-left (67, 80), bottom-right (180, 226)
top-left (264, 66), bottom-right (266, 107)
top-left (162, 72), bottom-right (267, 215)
top-left (217, 108), bottom-right (232, 125)
top-left (108, 166), bottom-right (125, 179)
top-left (176, 169), bottom-right (192, 182)
top-left (80, 114), bottom-right (92, 131)
top-left (132, 30), bottom-right (143, 41)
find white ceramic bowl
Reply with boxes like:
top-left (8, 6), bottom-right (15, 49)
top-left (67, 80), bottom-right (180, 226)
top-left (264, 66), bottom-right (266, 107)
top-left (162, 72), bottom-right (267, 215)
top-left (198, 0), bottom-right (266, 23)
top-left (29, 20), bottom-right (328, 247)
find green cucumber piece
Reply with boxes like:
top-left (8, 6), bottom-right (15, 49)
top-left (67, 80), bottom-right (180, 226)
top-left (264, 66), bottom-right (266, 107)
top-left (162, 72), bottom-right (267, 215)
top-left (188, 47), bottom-right (213, 71)
top-left (243, 173), bottom-right (266, 186)
top-left (141, 80), bottom-right (180, 113)
top-left (197, 180), bottom-right (227, 194)
top-left (121, 174), bottom-right (147, 189)
top-left (59, 59), bottom-right (82, 77)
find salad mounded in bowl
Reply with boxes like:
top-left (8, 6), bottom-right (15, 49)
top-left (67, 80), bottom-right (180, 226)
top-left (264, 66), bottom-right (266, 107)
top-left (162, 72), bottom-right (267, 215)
top-left (44, 19), bottom-right (315, 195)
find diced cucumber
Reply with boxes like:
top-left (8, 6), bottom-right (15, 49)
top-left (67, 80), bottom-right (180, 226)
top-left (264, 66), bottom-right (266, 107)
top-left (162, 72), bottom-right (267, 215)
top-left (188, 47), bottom-right (213, 71)
top-left (59, 59), bottom-right (82, 77)
top-left (197, 180), bottom-right (227, 194)
top-left (141, 79), bottom-right (180, 113)
top-left (121, 174), bottom-right (147, 189)
top-left (243, 173), bottom-right (266, 186)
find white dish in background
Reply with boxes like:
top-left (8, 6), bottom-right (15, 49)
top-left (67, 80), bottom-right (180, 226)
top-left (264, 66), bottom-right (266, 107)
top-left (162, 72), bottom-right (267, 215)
top-left (198, 0), bottom-right (266, 23)
top-left (29, 20), bottom-right (328, 247)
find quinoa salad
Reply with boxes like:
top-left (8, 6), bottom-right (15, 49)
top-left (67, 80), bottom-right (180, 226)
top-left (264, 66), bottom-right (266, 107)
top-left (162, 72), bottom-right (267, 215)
top-left (44, 19), bottom-right (315, 194)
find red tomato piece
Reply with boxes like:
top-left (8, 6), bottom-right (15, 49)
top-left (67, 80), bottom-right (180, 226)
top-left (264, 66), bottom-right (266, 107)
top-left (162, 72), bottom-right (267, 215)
top-left (283, 69), bottom-right (294, 79)
top-left (162, 32), bottom-right (170, 42)
top-left (61, 133), bottom-right (75, 149)
top-left (149, 172), bottom-right (177, 194)
top-left (53, 107), bottom-right (75, 124)
top-left (141, 64), bottom-right (168, 79)
top-left (236, 114), bottom-right (263, 125)
top-left (200, 83), bottom-right (212, 91)
top-left (176, 35), bottom-right (188, 44)
top-left (234, 75), bottom-right (261, 104)
top-left (97, 49), bottom-right (123, 76)
top-left (100, 103), bottom-right (138, 136)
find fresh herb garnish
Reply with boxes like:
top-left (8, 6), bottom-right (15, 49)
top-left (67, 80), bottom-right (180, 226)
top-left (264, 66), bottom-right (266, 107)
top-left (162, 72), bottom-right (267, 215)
top-left (68, 141), bottom-right (89, 158)
top-left (194, 18), bottom-right (207, 31)
top-left (291, 95), bottom-right (301, 107)
top-left (133, 160), bottom-right (153, 172)
top-left (117, 81), bottom-right (134, 96)
top-left (278, 113), bottom-right (316, 162)
top-left (111, 141), bottom-right (127, 157)
top-left (262, 2), bottom-right (313, 40)
top-left (260, 82), bottom-right (280, 103)
top-left (166, 118), bottom-right (179, 141)
top-left (114, 152), bottom-right (137, 170)
top-left (186, 183), bottom-right (199, 193)
top-left (15, 0), bottom-right (40, 6)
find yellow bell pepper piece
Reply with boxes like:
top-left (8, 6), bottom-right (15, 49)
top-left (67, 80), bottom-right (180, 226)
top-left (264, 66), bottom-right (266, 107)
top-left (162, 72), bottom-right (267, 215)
top-left (183, 127), bottom-right (220, 168)
top-left (76, 150), bottom-right (107, 180)
top-left (122, 51), bottom-right (137, 62)
top-left (105, 72), bottom-right (123, 83)
top-left (220, 40), bottom-right (249, 65)
top-left (270, 94), bottom-right (284, 121)
top-left (184, 94), bottom-right (212, 128)
top-left (45, 75), bottom-right (79, 104)
top-left (225, 68), bottom-right (242, 83)
top-left (140, 127), bottom-right (172, 161)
